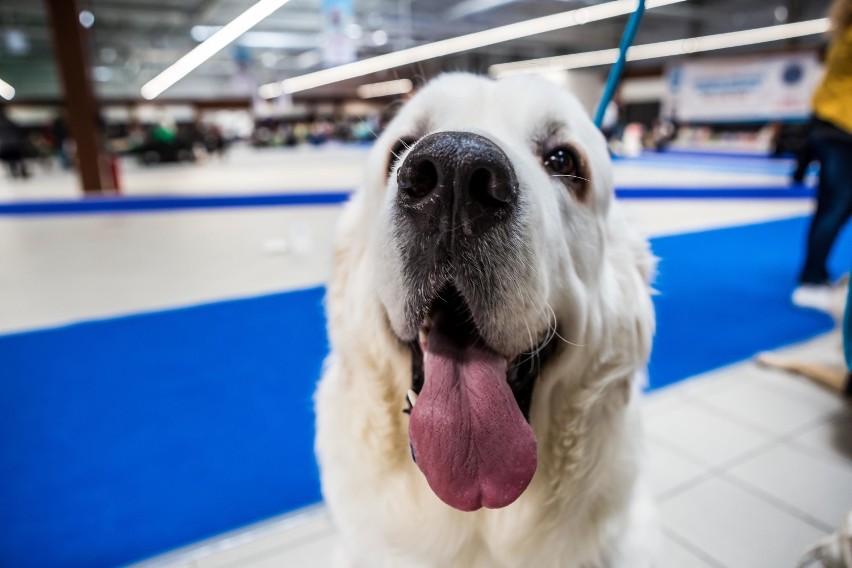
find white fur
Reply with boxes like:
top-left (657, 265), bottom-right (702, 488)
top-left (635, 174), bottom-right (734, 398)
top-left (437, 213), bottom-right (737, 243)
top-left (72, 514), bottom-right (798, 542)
top-left (315, 74), bottom-right (657, 568)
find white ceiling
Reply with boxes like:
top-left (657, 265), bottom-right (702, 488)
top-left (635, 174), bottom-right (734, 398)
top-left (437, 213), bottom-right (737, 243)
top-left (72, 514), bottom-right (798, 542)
top-left (0, 0), bottom-right (832, 101)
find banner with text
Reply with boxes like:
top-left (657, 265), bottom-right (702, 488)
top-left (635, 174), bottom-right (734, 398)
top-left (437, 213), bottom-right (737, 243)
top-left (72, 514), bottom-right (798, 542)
top-left (663, 53), bottom-right (823, 123)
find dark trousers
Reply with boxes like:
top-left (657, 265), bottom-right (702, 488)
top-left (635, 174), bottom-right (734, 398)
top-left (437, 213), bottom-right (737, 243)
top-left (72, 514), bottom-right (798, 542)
top-left (800, 134), bottom-right (852, 284)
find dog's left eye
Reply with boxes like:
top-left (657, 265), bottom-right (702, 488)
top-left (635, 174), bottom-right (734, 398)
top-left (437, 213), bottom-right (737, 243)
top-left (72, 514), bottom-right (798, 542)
top-left (542, 147), bottom-right (578, 177)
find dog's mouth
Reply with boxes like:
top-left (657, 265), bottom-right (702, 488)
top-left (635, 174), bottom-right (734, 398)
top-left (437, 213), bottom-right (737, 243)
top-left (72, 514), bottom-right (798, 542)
top-left (404, 284), bottom-right (557, 512)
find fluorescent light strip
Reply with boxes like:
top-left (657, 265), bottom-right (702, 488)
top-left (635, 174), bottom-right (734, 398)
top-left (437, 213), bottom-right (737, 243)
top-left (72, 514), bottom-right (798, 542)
top-left (491, 18), bottom-right (830, 77)
top-left (259, 0), bottom-right (687, 97)
top-left (141, 0), bottom-right (293, 100)
top-left (0, 77), bottom-right (14, 100)
top-left (357, 78), bottom-right (414, 99)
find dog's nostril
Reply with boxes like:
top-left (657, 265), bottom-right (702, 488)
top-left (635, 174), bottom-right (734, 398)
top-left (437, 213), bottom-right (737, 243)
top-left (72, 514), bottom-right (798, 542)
top-left (468, 168), bottom-right (492, 204)
top-left (468, 167), bottom-right (512, 207)
top-left (400, 159), bottom-right (438, 199)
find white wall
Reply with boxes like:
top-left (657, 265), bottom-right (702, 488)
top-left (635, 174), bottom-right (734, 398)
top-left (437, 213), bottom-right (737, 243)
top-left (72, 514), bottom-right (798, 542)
top-left (621, 77), bottom-right (666, 103)
top-left (540, 70), bottom-right (606, 118)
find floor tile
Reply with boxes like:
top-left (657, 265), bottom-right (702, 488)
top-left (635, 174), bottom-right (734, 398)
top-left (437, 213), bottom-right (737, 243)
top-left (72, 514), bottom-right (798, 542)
top-left (660, 477), bottom-right (828, 568)
top-left (726, 443), bottom-right (852, 529)
top-left (697, 380), bottom-right (836, 437)
top-left (646, 439), bottom-right (708, 499)
top-left (641, 387), bottom-right (685, 422)
top-left (672, 366), bottom-right (746, 399)
top-left (645, 401), bottom-right (773, 467)
top-left (194, 510), bottom-right (334, 568)
top-left (790, 411), bottom-right (852, 465)
top-left (658, 533), bottom-right (721, 568)
top-left (240, 532), bottom-right (336, 568)
top-left (0, 208), bottom-right (340, 334)
top-left (131, 507), bottom-right (333, 568)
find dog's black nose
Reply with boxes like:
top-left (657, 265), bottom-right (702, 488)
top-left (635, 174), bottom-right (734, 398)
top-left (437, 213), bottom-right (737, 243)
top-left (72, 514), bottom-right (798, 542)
top-left (396, 131), bottom-right (518, 238)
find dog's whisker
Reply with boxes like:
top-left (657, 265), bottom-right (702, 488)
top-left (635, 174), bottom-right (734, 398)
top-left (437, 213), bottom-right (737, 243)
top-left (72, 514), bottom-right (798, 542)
top-left (545, 303), bottom-right (586, 348)
top-left (551, 174), bottom-right (591, 183)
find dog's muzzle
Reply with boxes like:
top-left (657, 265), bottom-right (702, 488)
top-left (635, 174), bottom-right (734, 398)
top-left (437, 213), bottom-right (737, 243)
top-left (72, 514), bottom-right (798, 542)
top-left (396, 131), bottom-right (519, 241)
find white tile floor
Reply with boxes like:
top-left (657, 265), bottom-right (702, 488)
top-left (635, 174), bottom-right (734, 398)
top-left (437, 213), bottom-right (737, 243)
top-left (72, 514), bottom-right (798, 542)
top-left (2, 147), bottom-right (848, 568)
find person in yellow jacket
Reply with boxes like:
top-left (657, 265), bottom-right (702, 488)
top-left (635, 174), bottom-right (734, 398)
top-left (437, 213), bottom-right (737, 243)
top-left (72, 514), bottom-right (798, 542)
top-left (794, 0), bottom-right (852, 310)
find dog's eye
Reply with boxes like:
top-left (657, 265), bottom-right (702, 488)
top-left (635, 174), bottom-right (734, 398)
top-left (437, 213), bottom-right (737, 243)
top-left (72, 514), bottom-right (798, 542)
top-left (387, 137), bottom-right (417, 176)
top-left (542, 146), bottom-right (588, 200)
top-left (543, 147), bottom-right (578, 177)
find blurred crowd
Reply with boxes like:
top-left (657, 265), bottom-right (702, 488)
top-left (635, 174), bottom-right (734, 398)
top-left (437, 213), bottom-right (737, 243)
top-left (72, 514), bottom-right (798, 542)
top-left (0, 108), bottom-right (388, 180)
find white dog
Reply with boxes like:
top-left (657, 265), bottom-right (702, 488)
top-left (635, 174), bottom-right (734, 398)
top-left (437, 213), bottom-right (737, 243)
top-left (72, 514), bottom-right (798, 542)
top-left (315, 73), bottom-right (657, 568)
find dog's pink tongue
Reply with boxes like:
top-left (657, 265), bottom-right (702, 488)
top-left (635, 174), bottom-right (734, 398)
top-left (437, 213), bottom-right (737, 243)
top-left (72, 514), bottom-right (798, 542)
top-left (409, 326), bottom-right (537, 511)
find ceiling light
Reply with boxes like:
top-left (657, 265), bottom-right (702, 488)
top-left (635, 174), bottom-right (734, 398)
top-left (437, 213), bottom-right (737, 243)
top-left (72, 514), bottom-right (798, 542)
top-left (259, 0), bottom-right (688, 97)
top-left (190, 25), bottom-right (214, 42)
top-left (347, 24), bottom-right (363, 40)
top-left (367, 12), bottom-right (383, 28)
top-left (93, 66), bottom-right (113, 82)
top-left (79, 10), bottom-right (95, 29)
top-left (490, 18), bottom-right (830, 77)
top-left (372, 30), bottom-right (388, 46)
top-left (0, 77), bottom-right (15, 100)
top-left (141, 0), bottom-right (293, 100)
top-left (357, 78), bottom-right (413, 98)
top-left (5, 29), bottom-right (30, 55)
top-left (100, 47), bottom-right (117, 63)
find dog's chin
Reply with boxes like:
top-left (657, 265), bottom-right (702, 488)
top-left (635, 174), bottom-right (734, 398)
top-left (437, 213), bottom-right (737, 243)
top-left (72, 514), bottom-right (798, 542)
top-left (395, 284), bottom-right (559, 512)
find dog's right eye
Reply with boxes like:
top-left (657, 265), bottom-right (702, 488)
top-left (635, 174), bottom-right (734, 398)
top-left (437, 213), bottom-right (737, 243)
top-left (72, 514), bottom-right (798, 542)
top-left (543, 147), bottom-right (578, 178)
top-left (387, 137), bottom-right (417, 176)
top-left (542, 145), bottom-right (588, 200)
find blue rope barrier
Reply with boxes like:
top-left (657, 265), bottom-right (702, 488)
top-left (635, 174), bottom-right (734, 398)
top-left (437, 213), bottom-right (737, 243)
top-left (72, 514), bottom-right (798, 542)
top-left (594, 0), bottom-right (646, 128)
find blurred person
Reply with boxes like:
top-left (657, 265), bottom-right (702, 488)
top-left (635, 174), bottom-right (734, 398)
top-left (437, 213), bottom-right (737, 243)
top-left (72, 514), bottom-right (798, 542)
top-left (791, 46), bottom-right (829, 184)
top-left (202, 124), bottom-right (227, 160)
top-left (650, 118), bottom-right (677, 151)
top-left (791, 120), bottom-right (816, 184)
top-left (793, 0), bottom-right (852, 310)
top-left (0, 107), bottom-right (30, 179)
top-left (52, 116), bottom-right (71, 169)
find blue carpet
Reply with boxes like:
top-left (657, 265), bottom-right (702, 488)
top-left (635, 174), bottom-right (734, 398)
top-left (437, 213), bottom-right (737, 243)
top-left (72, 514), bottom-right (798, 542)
top-left (648, 217), bottom-right (851, 388)
top-left (0, 289), bottom-right (327, 568)
top-left (0, 192), bottom-right (352, 216)
top-left (1, 217), bottom-right (850, 567)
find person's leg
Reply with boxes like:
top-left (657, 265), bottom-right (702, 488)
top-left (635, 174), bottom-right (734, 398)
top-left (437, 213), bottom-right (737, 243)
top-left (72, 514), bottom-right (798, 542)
top-left (799, 139), bottom-right (852, 285)
top-left (792, 140), bottom-right (813, 183)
